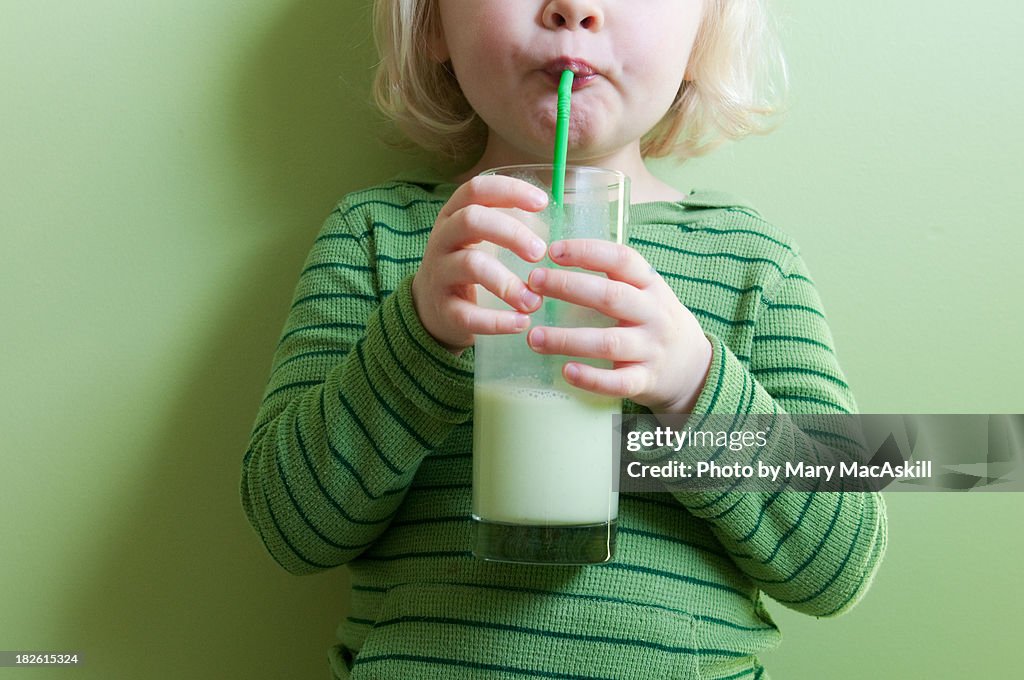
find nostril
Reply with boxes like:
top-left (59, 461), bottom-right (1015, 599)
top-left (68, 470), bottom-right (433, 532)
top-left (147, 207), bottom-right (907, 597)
top-left (547, 9), bottom-right (599, 30)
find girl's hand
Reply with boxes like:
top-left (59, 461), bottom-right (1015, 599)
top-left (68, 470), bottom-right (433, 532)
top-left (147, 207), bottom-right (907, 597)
top-left (525, 239), bottom-right (713, 413)
top-left (412, 175), bottom-right (550, 354)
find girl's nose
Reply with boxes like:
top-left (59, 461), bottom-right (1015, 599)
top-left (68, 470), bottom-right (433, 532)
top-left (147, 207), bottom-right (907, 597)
top-left (542, 0), bottom-right (605, 31)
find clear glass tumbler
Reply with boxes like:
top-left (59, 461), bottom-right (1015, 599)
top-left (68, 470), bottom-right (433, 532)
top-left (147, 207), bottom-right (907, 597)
top-left (472, 164), bottom-right (629, 564)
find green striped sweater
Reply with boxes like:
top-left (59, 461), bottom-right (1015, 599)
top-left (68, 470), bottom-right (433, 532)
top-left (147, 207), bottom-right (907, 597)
top-left (240, 170), bottom-right (887, 680)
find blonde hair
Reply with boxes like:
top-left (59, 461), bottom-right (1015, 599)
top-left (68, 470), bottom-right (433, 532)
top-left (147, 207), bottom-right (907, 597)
top-left (372, 0), bottom-right (789, 163)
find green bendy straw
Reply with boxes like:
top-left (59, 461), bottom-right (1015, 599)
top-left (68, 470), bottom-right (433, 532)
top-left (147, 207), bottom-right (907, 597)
top-left (543, 69), bottom-right (573, 377)
top-left (551, 70), bottom-right (574, 208)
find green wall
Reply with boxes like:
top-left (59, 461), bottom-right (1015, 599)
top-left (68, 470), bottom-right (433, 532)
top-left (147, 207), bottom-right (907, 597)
top-left (1, 1), bottom-right (1020, 677)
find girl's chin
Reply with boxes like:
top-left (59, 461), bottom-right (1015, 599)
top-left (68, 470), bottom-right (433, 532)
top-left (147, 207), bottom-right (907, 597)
top-left (482, 110), bottom-right (617, 164)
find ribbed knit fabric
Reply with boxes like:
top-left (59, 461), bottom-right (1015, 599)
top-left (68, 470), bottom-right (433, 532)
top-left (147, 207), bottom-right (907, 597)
top-left (240, 170), bottom-right (887, 680)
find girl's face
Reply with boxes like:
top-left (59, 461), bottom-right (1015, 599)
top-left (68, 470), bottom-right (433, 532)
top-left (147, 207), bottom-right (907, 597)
top-left (433, 0), bottom-right (705, 166)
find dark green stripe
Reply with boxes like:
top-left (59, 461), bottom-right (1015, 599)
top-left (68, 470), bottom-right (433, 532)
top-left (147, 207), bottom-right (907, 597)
top-left (262, 379), bottom-right (319, 404)
top-left (301, 261), bottom-right (374, 276)
top-left (714, 667), bottom-right (760, 680)
top-left (600, 562), bottom-right (750, 598)
top-left (356, 341), bottom-right (434, 450)
top-left (688, 417), bottom-right (788, 524)
top-left (753, 333), bottom-right (834, 354)
top-left (337, 197), bottom-right (445, 223)
top-left (656, 270), bottom-right (765, 297)
top-left (372, 220), bottom-right (432, 237)
top-left (319, 391), bottom-right (404, 502)
top-left (315, 230), bottom-right (368, 243)
top-left (261, 477), bottom-right (336, 570)
top-left (393, 291), bottom-right (474, 379)
top-left (389, 514), bottom-right (470, 528)
top-left (351, 584), bottom-right (387, 593)
top-left (632, 237), bottom-right (787, 277)
top-left (669, 380), bottom-right (757, 511)
top-left (779, 394), bottom-right (851, 414)
top-left (358, 550), bottom-right (472, 562)
top-left (697, 614), bottom-right (775, 634)
top-left (707, 412), bottom-right (817, 535)
top-left (735, 492), bottom-right (783, 545)
top-left (277, 322), bottom-right (367, 349)
top-left (373, 614), bottom-right (745, 657)
top-left (752, 366), bottom-right (849, 389)
top-left (352, 653), bottom-right (614, 680)
top-left (377, 253), bottom-right (424, 265)
top-left (291, 292), bottom-right (376, 310)
top-left (761, 301), bottom-right (826, 319)
top-left (775, 489), bottom-right (867, 606)
top-left (293, 417), bottom-right (392, 527)
top-left (418, 452), bottom-right (472, 462)
top-left (276, 443), bottom-right (370, 550)
top-left (673, 220), bottom-right (793, 253)
top-left (271, 348), bottom-right (346, 376)
top-left (754, 487), bottom-right (819, 567)
top-left (822, 506), bottom-right (884, 616)
top-left (345, 616), bottom-right (374, 626)
top-left (690, 306), bottom-right (756, 328)
top-left (618, 527), bottom-right (728, 560)
top-left (315, 220), bottom-right (432, 243)
top-left (699, 339), bottom-right (726, 411)
top-left (419, 581), bottom-right (775, 632)
top-left (336, 366), bottom-right (404, 475)
top-left (755, 489), bottom-right (846, 584)
top-left (732, 434), bottom-right (848, 554)
top-left (380, 302), bottom-right (466, 415)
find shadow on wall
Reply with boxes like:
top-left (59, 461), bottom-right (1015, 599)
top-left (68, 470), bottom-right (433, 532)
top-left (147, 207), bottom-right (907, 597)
top-left (65, 2), bottom-right (416, 677)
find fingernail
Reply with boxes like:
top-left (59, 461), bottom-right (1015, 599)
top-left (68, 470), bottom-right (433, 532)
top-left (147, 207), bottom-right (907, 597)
top-left (529, 239), bottom-right (547, 260)
top-left (529, 269), bottom-right (546, 287)
top-left (530, 328), bottom-right (545, 347)
top-left (549, 241), bottom-right (565, 259)
top-left (564, 363), bottom-right (580, 382)
top-left (521, 289), bottom-right (541, 309)
top-left (514, 313), bottom-right (531, 331)
top-left (531, 189), bottom-right (550, 208)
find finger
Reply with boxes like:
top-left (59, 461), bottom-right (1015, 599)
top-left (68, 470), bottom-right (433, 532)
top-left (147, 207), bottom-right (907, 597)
top-left (440, 204), bottom-right (548, 264)
top-left (527, 267), bottom-right (647, 323)
top-left (548, 239), bottom-right (661, 288)
top-left (562, 362), bottom-right (648, 400)
top-left (527, 326), bottom-right (646, 362)
top-left (448, 299), bottom-right (532, 336)
top-left (453, 248), bottom-right (543, 313)
top-left (440, 175), bottom-right (549, 218)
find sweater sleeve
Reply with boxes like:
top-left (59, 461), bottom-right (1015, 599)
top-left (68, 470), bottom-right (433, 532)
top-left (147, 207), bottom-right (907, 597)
top-left (672, 251), bottom-right (888, 618)
top-left (240, 199), bottom-right (474, 575)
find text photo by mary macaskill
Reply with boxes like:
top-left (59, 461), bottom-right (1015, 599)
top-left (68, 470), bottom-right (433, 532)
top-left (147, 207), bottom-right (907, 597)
top-left (612, 414), bottom-right (1022, 494)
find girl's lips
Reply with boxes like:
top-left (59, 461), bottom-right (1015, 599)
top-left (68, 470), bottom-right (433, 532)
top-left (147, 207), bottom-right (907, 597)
top-left (544, 71), bottom-right (599, 91)
top-left (543, 58), bottom-right (600, 91)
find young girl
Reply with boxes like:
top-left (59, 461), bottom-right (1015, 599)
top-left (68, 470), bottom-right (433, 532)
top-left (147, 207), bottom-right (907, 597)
top-left (241, 1), bottom-right (888, 678)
